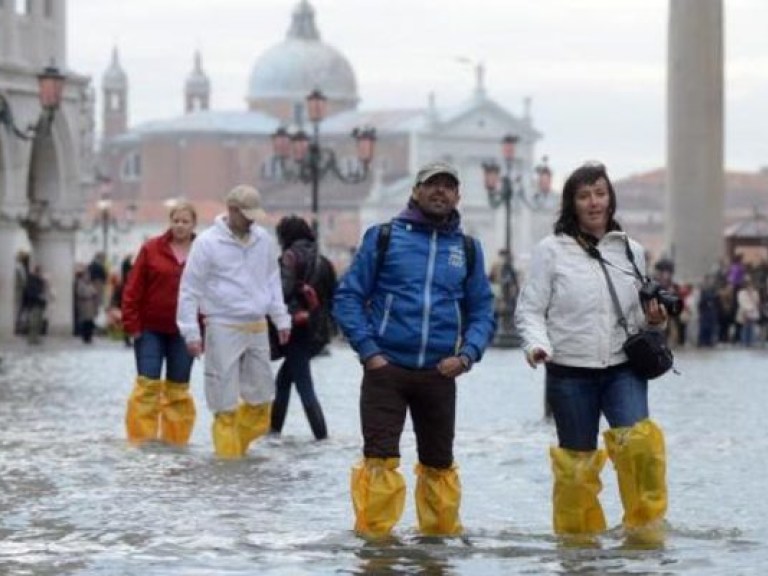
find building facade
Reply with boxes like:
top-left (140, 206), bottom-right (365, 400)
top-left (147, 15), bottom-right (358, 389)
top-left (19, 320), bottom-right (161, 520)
top-left (0, 0), bottom-right (93, 337)
top-left (88, 0), bottom-right (554, 274)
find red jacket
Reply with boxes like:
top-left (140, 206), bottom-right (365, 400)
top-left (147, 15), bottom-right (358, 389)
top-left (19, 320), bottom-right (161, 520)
top-left (122, 230), bottom-right (191, 335)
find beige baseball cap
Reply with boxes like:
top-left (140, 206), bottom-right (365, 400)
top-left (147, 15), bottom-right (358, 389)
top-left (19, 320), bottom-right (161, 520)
top-left (414, 161), bottom-right (460, 186)
top-left (225, 185), bottom-right (266, 221)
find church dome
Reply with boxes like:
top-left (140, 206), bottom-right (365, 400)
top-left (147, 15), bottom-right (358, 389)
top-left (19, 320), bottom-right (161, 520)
top-left (102, 47), bottom-right (127, 91)
top-left (247, 1), bottom-right (358, 108)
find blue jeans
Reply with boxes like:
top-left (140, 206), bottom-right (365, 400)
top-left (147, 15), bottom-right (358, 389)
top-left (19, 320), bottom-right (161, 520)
top-left (741, 320), bottom-right (756, 347)
top-left (134, 330), bottom-right (194, 383)
top-left (546, 363), bottom-right (649, 451)
top-left (271, 330), bottom-right (327, 439)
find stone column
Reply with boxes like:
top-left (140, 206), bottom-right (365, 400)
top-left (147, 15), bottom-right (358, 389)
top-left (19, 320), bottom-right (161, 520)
top-left (666, 0), bottom-right (724, 282)
top-left (33, 227), bottom-right (76, 336)
top-left (0, 220), bottom-right (21, 338)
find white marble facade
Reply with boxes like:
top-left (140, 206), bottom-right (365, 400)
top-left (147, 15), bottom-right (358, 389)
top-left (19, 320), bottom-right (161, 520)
top-left (0, 0), bottom-right (92, 337)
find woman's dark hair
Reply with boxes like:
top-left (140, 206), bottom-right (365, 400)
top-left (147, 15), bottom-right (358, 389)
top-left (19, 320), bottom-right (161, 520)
top-left (276, 215), bottom-right (315, 249)
top-left (553, 162), bottom-right (622, 237)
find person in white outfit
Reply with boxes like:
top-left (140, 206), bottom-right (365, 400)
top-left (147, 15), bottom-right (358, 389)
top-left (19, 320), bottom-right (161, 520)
top-left (177, 185), bottom-right (291, 458)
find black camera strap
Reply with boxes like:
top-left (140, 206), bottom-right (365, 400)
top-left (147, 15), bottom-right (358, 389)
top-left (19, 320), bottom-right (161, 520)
top-left (576, 234), bottom-right (640, 337)
top-left (621, 237), bottom-right (647, 283)
top-left (597, 257), bottom-right (631, 338)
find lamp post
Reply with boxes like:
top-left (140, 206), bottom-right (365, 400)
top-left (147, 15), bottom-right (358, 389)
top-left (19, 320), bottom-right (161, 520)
top-left (93, 196), bottom-right (136, 269)
top-left (0, 64), bottom-right (66, 140)
top-left (270, 88), bottom-right (376, 237)
top-left (482, 135), bottom-right (553, 347)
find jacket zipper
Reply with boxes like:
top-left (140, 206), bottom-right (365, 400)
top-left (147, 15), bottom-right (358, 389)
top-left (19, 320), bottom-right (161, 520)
top-left (418, 231), bottom-right (438, 367)
top-left (378, 293), bottom-right (393, 336)
top-left (454, 300), bottom-right (463, 354)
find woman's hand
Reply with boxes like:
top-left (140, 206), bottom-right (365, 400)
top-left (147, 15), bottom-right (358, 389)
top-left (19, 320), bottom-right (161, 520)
top-left (644, 298), bottom-right (668, 327)
top-left (525, 347), bottom-right (549, 369)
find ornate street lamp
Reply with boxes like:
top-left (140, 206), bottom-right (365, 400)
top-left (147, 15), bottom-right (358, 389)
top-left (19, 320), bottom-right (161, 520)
top-left (93, 194), bottom-right (137, 268)
top-left (269, 88), bottom-right (376, 237)
top-left (482, 135), bottom-right (553, 347)
top-left (0, 64), bottom-right (66, 140)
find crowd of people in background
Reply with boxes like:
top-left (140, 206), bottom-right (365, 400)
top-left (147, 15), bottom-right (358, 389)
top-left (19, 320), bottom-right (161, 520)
top-left (13, 242), bottom-right (768, 354)
top-left (640, 253), bottom-right (768, 350)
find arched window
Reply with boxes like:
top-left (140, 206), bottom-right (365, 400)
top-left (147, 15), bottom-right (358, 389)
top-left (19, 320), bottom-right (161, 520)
top-left (109, 93), bottom-right (121, 111)
top-left (120, 152), bottom-right (142, 182)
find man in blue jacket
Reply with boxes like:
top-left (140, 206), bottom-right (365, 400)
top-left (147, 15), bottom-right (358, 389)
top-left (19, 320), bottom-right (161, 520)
top-left (334, 161), bottom-right (496, 538)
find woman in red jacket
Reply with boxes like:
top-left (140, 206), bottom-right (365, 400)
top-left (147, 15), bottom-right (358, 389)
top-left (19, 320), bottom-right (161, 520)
top-left (122, 201), bottom-right (198, 445)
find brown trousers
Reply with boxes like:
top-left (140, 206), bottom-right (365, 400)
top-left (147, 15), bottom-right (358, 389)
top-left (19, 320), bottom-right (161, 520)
top-left (360, 363), bottom-right (456, 469)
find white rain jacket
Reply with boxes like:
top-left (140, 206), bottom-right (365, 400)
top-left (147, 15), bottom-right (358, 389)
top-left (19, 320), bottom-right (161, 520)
top-left (515, 231), bottom-right (648, 368)
top-left (176, 214), bottom-right (291, 343)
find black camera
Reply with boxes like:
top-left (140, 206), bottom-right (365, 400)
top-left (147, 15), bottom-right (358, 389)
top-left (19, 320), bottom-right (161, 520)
top-left (638, 280), bottom-right (683, 316)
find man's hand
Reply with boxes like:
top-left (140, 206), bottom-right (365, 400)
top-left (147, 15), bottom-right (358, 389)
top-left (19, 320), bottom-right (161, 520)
top-left (364, 354), bottom-right (388, 370)
top-left (278, 328), bottom-right (291, 345)
top-left (186, 340), bottom-right (203, 358)
top-left (525, 347), bottom-right (549, 369)
top-left (437, 356), bottom-right (467, 378)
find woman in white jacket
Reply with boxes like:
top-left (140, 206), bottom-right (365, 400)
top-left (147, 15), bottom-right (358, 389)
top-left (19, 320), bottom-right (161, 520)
top-left (516, 163), bottom-right (669, 544)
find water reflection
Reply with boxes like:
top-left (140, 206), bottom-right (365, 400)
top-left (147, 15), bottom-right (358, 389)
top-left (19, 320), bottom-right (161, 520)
top-left (0, 344), bottom-right (766, 574)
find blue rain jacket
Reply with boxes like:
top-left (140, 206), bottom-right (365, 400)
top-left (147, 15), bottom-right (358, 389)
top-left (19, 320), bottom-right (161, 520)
top-left (333, 210), bottom-right (496, 369)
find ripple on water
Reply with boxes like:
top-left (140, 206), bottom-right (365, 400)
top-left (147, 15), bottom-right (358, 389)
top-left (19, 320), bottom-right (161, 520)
top-left (0, 345), bottom-right (767, 574)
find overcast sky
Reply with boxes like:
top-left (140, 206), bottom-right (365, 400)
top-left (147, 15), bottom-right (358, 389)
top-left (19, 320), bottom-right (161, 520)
top-left (66, 0), bottom-right (768, 181)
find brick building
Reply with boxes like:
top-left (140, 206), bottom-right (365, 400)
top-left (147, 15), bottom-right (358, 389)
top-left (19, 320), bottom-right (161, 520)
top-left (616, 168), bottom-right (768, 267)
top-left (82, 0), bottom-right (552, 273)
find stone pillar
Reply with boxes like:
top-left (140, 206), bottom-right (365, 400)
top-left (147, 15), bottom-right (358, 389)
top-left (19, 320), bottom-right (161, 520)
top-left (0, 220), bottom-right (21, 337)
top-left (666, 0), bottom-right (724, 282)
top-left (33, 228), bottom-right (76, 336)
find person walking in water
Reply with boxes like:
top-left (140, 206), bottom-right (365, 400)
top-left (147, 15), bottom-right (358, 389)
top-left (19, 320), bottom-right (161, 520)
top-left (334, 161), bottom-right (496, 539)
top-left (122, 201), bottom-right (198, 446)
top-left (270, 215), bottom-right (336, 441)
top-left (516, 162), bottom-right (669, 545)
top-left (177, 185), bottom-right (291, 459)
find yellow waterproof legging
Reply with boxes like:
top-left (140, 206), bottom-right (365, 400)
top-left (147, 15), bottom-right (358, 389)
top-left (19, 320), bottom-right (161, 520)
top-left (550, 447), bottom-right (607, 535)
top-left (414, 463), bottom-right (462, 536)
top-left (604, 419), bottom-right (667, 529)
top-left (351, 458), bottom-right (406, 539)
top-left (125, 376), bottom-right (163, 444)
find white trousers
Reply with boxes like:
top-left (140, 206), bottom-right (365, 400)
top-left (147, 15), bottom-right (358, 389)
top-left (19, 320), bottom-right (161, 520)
top-left (203, 322), bottom-right (274, 413)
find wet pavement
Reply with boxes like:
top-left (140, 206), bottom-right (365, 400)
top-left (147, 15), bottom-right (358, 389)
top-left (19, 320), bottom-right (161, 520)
top-left (0, 337), bottom-right (766, 575)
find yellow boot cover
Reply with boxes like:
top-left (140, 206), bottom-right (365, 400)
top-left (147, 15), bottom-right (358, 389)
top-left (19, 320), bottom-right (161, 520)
top-left (160, 381), bottom-right (196, 445)
top-left (351, 458), bottom-right (406, 539)
top-left (125, 376), bottom-right (163, 444)
top-left (550, 447), bottom-right (608, 536)
top-left (236, 402), bottom-right (271, 454)
top-left (414, 463), bottom-right (463, 536)
top-left (604, 419), bottom-right (667, 535)
top-left (212, 411), bottom-right (243, 459)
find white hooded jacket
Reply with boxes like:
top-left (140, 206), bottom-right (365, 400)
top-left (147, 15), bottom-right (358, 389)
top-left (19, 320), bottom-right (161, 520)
top-left (176, 214), bottom-right (291, 343)
top-left (515, 231), bottom-right (648, 368)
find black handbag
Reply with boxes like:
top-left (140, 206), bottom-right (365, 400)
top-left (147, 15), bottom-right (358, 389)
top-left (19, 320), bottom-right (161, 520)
top-left (594, 241), bottom-right (675, 380)
top-left (621, 328), bottom-right (674, 380)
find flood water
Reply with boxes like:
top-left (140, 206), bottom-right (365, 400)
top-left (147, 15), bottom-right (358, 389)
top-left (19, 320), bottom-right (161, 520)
top-left (0, 340), bottom-right (766, 575)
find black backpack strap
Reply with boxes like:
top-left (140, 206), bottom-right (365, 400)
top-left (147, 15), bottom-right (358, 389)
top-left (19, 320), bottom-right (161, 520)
top-left (372, 221), bottom-right (393, 286)
top-left (462, 234), bottom-right (476, 290)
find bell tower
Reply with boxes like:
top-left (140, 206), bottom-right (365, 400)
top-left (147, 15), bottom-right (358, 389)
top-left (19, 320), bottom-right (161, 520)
top-left (102, 47), bottom-right (128, 140)
top-left (185, 50), bottom-right (210, 113)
